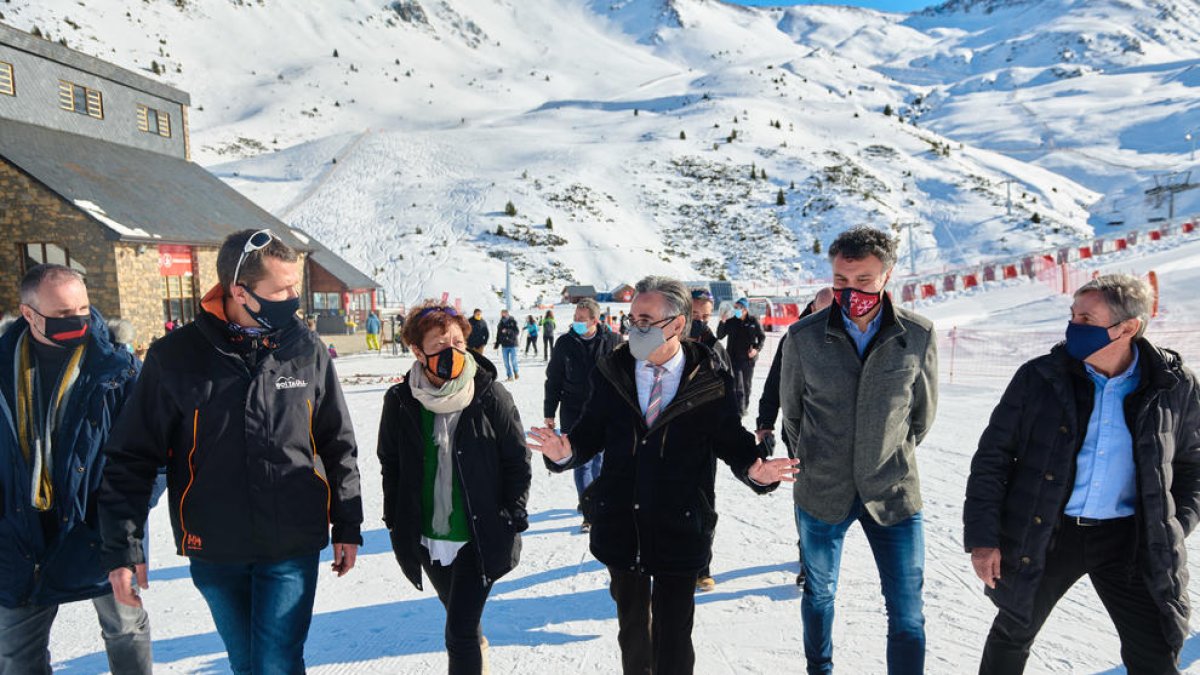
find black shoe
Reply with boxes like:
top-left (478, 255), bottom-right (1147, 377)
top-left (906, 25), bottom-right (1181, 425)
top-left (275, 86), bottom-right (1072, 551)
top-left (795, 570), bottom-right (806, 588)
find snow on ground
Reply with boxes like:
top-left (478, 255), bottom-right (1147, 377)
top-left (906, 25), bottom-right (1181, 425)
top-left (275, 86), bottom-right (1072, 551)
top-left (45, 237), bottom-right (1200, 673)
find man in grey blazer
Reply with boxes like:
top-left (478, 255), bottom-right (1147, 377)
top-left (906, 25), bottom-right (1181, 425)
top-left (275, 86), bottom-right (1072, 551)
top-left (780, 226), bottom-right (938, 675)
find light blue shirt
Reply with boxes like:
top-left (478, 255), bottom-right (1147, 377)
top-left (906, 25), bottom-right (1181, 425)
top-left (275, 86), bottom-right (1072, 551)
top-left (1064, 348), bottom-right (1141, 519)
top-left (841, 311), bottom-right (883, 358)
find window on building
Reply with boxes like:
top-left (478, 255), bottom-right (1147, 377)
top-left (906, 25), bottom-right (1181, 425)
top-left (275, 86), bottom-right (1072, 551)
top-left (58, 80), bottom-right (103, 119)
top-left (137, 104), bottom-right (172, 138)
top-left (312, 292), bottom-right (341, 311)
top-left (0, 62), bottom-right (14, 97)
top-left (161, 274), bottom-right (196, 325)
top-left (20, 242), bottom-right (87, 276)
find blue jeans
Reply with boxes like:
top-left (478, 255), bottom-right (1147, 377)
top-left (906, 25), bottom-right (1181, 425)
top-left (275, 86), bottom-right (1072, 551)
top-left (190, 552), bottom-right (320, 675)
top-left (797, 500), bottom-right (925, 675)
top-left (573, 454), bottom-right (604, 504)
top-left (561, 407), bottom-right (604, 504)
top-left (501, 347), bottom-right (519, 378)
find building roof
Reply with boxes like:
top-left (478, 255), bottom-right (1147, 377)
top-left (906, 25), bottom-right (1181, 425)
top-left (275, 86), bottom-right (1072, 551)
top-left (0, 23), bottom-right (190, 106)
top-left (0, 117), bottom-right (308, 249)
top-left (291, 227), bottom-right (380, 291)
top-left (562, 285), bottom-right (597, 295)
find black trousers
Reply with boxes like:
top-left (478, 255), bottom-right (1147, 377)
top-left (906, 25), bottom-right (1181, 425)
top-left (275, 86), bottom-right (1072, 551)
top-left (609, 567), bottom-right (698, 675)
top-left (542, 333), bottom-right (553, 359)
top-left (730, 359), bottom-right (755, 415)
top-left (525, 335), bottom-right (538, 355)
top-left (420, 545), bottom-right (494, 675)
top-left (980, 517), bottom-right (1179, 675)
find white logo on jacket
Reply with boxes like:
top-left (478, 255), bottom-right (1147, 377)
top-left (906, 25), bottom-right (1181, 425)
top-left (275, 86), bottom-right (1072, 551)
top-left (275, 376), bottom-right (309, 390)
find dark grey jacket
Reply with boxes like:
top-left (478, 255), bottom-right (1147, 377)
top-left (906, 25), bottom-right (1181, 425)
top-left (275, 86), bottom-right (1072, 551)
top-left (780, 296), bottom-right (938, 526)
top-left (964, 341), bottom-right (1200, 649)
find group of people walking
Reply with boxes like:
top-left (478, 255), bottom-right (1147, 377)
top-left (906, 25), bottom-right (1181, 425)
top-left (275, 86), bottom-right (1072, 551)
top-left (0, 225), bottom-right (1195, 675)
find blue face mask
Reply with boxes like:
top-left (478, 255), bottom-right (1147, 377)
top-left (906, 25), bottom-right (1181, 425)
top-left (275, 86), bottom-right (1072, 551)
top-left (572, 322), bottom-right (589, 335)
top-left (1064, 321), bottom-right (1120, 361)
top-left (733, 309), bottom-right (744, 319)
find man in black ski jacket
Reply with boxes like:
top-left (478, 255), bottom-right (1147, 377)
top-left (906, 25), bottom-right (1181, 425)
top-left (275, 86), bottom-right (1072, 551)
top-left (98, 230), bottom-right (363, 675)
top-left (543, 298), bottom-right (621, 528)
top-left (717, 297), bottom-right (765, 415)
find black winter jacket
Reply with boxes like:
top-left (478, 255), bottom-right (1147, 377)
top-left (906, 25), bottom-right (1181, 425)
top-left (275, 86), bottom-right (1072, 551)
top-left (549, 341), bottom-right (776, 575)
top-left (543, 329), bottom-right (622, 419)
top-left (494, 317), bottom-right (519, 349)
top-left (467, 317), bottom-right (489, 350)
top-left (717, 314), bottom-right (765, 364)
top-left (378, 353), bottom-right (532, 589)
top-left (98, 286), bottom-right (363, 568)
top-left (964, 341), bottom-right (1200, 649)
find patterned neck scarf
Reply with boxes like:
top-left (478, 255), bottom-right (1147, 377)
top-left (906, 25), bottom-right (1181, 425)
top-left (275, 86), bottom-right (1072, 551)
top-left (13, 330), bottom-right (86, 511)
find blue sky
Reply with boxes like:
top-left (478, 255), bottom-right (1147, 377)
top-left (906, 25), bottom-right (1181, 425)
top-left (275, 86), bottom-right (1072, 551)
top-left (728, 0), bottom-right (932, 12)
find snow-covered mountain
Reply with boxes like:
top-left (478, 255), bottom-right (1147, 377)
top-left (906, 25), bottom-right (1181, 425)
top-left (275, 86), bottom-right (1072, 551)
top-left (3, 0), bottom-right (1191, 308)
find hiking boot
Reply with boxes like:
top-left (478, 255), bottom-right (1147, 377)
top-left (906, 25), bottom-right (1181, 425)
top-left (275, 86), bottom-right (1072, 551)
top-left (696, 576), bottom-right (716, 592)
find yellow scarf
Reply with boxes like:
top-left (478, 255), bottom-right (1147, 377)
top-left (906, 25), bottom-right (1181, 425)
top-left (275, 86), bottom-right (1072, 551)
top-left (14, 331), bottom-right (86, 512)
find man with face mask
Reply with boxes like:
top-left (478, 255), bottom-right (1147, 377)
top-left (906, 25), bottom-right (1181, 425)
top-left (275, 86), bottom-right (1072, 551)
top-left (467, 309), bottom-right (489, 356)
top-left (717, 297), bottom-right (765, 416)
top-left (780, 227), bottom-right (938, 675)
top-left (97, 229), bottom-right (363, 675)
top-left (964, 274), bottom-right (1200, 674)
top-left (543, 298), bottom-right (621, 531)
top-left (686, 288), bottom-right (732, 593)
top-left (687, 289), bottom-right (731, 374)
top-left (0, 265), bottom-right (150, 674)
top-left (529, 275), bottom-right (799, 675)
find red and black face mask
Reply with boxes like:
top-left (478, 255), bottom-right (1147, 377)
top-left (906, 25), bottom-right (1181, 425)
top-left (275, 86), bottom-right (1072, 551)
top-left (26, 306), bottom-right (91, 348)
top-left (833, 288), bottom-right (883, 319)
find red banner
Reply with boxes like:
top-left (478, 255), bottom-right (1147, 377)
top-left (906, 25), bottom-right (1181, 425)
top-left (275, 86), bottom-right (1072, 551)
top-left (158, 245), bottom-right (194, 277)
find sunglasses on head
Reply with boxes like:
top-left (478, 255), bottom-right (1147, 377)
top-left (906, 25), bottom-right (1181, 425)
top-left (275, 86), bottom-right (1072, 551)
top-left (231, 229), bottom-right (274, 288)
top-left (690, 289), bottom-right (714, 301)
top-left (415, 306), bottom-right (459, 320)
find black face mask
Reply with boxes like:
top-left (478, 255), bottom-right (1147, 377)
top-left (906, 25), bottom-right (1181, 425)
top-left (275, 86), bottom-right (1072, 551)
top-left (241, 285), bottom-right (300, 332)
top-left (689, 319), bottom-right (709, 340)
top-left (29, 307), bottom-right (91, 348)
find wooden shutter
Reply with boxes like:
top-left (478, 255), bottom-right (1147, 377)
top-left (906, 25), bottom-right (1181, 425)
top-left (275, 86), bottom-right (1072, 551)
top-left (85, 88), bottom-right (103, 119)
top-left (158, 111), bottom-right (171, 137)
top-left (58, 80), bottom-right (74, 111)
top-left (0, 63), bottom-right (13, 96)
top-left (136, 104), bottom-right (150, 132)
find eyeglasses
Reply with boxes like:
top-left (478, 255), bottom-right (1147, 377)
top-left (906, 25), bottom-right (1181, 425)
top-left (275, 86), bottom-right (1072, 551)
top-left (629, 315), bottom-right (678, 333)
top-left (231, 230), bottom-right (274, 288)
top-left (415, 306), bottom-right (459, 320)
top-left (690, 289), bottom-right (713, 301)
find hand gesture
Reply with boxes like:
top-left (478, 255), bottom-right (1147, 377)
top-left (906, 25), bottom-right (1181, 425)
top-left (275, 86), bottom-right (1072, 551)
top-left (747, 457), bottom-right (799, 485)
top-left (527, 426), bottom-right (572, 462)
top-left (543, 418), bottom-right (556, 430)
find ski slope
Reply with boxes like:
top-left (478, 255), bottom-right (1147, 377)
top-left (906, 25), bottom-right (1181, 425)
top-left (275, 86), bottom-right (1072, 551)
top-left (45, 235), bottom-right (1200, 673)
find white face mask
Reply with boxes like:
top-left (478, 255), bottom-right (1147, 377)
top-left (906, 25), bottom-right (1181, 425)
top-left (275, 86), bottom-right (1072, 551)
top-left (628, 324), bottom-right (671, 361)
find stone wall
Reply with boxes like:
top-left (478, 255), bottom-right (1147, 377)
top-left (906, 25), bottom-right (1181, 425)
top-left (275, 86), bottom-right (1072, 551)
top-left (0, 159), bottom-right (119, 319)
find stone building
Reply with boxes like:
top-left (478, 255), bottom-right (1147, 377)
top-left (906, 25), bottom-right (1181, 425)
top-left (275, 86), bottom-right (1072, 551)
top-left (0, 22), bottom-right (377, 347)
